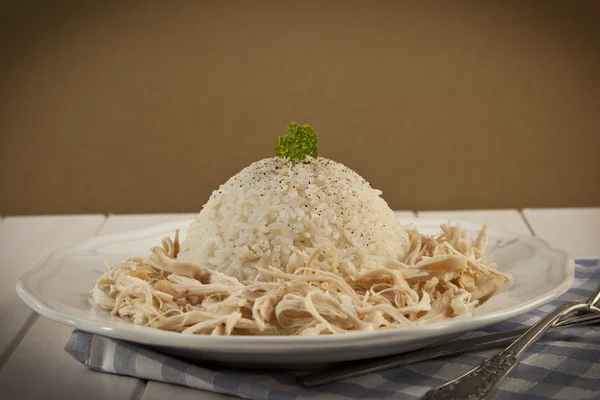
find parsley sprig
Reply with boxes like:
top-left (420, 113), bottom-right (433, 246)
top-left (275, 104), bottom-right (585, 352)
top-left (274, 122), bottom-right (319, 161)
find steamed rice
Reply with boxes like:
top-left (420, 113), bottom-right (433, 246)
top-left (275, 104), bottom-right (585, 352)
top-left (178, 156), bottom-right (411, 281)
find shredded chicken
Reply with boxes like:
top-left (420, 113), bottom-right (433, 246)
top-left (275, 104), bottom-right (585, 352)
top-left (90, 222), bottom-right (510, 335)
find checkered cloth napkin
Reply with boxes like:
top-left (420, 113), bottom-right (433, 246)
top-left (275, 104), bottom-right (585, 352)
top-left (65, 259), bottom-right (600, 400)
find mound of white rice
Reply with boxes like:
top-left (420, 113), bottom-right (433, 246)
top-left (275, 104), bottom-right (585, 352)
top-left (177, 156), bottom-right (410, 281)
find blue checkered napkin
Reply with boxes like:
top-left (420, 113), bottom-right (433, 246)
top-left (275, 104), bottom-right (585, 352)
top-left (65, 259), bottom-right (600, 400)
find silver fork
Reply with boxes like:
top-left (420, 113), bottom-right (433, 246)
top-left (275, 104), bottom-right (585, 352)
top-left (425, 284), bottom-right (600, 400)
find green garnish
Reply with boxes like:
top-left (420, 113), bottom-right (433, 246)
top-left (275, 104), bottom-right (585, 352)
top-left (274, 122), bottom-right (319, 161)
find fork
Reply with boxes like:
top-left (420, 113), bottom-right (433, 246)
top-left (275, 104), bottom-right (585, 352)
top-left (425, 284), bottom-right (600, 400)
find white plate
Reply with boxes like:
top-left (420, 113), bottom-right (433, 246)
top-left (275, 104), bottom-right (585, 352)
top-left (17, 218), bottom-right (574, 368)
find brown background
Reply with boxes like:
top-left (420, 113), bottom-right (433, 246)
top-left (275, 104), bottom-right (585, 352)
top-left (1, 1), bottom-right (599, 215)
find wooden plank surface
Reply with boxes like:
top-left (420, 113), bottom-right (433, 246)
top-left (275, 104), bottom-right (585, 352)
top-left (0, 216), bottom-right (145, 400)
top-left (0, 216), bottom-right (142, 400)
top-left (102, 213), bottom-right (197, 233)
top-left (0, 214), bottom-right (199, 400)
top-left (523, 208), bottom-right (600, 258)
top-left (417, 209), bottom-right (531, 235)
top-left (1, 209), bottom-right (597, 400)
top-left (0, 215), bottom-right (105, 370)
top-left (395, 211), bottom-right (417, 220)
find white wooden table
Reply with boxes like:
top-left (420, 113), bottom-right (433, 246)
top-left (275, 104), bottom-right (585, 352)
top-left (0, 208), bottom-right (598, 400)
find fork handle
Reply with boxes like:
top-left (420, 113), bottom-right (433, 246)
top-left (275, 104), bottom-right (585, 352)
top-left (426, 302), bottom-right (592, 400)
